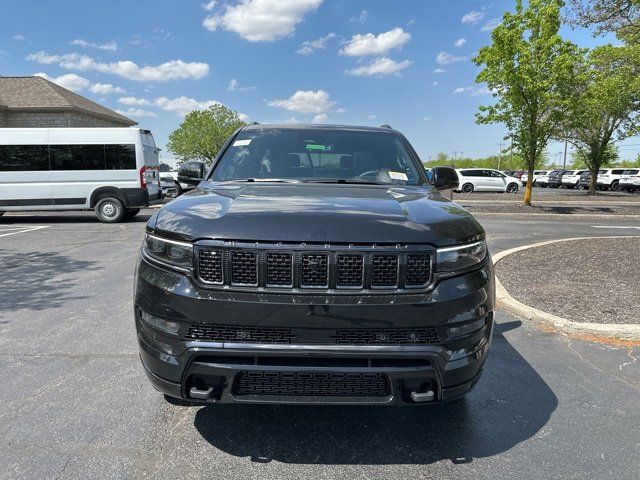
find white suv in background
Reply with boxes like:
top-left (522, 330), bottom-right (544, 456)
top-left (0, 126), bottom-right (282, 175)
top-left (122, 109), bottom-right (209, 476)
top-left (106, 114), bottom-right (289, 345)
top-left (521, 170), bottom-right (549, 187)
top-left (561, 169), bottom-right (588, 189)
top-left (597, 168), bottom-right (627, 191)
top-left (619, 169), bottom-right (640, 192)
top-left (455, 168), bottom-right (521, 193)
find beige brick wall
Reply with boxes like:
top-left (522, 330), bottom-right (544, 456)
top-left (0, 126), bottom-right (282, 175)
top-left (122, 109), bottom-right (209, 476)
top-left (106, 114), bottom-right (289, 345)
top-left (5, 110), bottom-right (129, 128)
top-left (0, 109), bottom-right (7, 127)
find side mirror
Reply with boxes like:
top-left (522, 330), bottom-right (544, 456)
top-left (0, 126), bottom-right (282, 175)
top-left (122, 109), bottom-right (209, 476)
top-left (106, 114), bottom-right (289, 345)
top-left (431, 166), bottom-right (459, 191)
top-left (177, 162), bottom-right (206, 186)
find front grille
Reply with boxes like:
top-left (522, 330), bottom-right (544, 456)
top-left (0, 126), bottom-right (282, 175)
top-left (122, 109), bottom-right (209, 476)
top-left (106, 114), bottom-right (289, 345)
top-left (336, 254), bottom-right (364, 287)
top-left (266, 252), bottom-right (293, 286)
top-left (234, 371), bottom-right (390, 396)
top-left (301, 254), bottom-right (329, 287)
top-left (332, 327), bottom-right (440, 345)
top-left (198, 249), bottom-right (223, 284)
top-left (406, 254), bottom-right (431, 286)
top-left (185, 323), bottom-right (296, 344)
top-left (231, 251), bottom-right (257, 285)
top-left (195, 243), bottom-right (434, 293)
top-left (372, 255), bottom-right (398, 287)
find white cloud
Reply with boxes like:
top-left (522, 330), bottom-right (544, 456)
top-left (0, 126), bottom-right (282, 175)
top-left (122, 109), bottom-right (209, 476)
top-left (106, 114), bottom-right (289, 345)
top-left (267, 89), bottom-right (336, 114)
top-left (13, 34), bottom-right (26, 41)
top-left (33, 72), bottom-right (90, 92)
top-left (227, 78), bottom-right (256, 92)
top-left (346, 57), bottom-right (412, 77)
top-left (70, 39), bottom-right (118, 51)
top-left (285, 116), bottom-right (300, 124)
top-left (432, 81), bottom-right (439, 86)
top-left (462, 10), bottom-right (485, 25)
top-left (424, 116), bottom-right (431, 121)
top-left (118, 95), bottom-right (227, 116)
top-left (312, 113), bottom-right (328, 123)
top-left (26, 51), bottom-right (210, 82)
top-left (203, 0), bottom-right (324, 42)
top-left (436, 51), bottom-right (468, 65)
top-left (340, 27), bottom-right (410, 57)
top-left (453, 86), bottom-right (493, 96)
top-left (481, 18), bottom-right (501, 32)
top-left (89, 83), bottom-right (126, 94)
top-left (238, 112), bottom-right (250, 122)
top-left (202, 0), bottom-right (216, 10)
top-left (453, 37), bottom-right (467, 47)
top-left (117, 96), bottom-right (151, 106)
top-left (433, 68), bottom-right (447, 74)
top-left (350, 10), bottom-right (368, 24)
top-left (296, 32), bottom-right (337, 55)
top-left (368, 114), bottom-right (377, 119)
top-left (116, 107), bottom-right (157, 118)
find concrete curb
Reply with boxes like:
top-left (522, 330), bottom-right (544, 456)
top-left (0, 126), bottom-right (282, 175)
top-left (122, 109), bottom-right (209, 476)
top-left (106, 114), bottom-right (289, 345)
top-left (493, 236), bottom-right (640, 340)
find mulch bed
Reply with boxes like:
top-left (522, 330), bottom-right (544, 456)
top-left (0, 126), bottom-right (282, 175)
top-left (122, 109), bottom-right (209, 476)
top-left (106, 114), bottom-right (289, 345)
top-left (496, 237), bottom-right (640, 324)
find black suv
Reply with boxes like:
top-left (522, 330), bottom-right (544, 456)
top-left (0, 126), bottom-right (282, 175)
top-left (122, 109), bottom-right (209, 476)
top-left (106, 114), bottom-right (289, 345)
top-left (547, 169), bottom-right (567, 188)
top-left (134, 125), bottom-right (495, 406)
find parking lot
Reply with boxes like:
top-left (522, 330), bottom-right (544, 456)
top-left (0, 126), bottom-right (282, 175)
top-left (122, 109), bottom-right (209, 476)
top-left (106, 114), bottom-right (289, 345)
top-left (1, 210), bottom-right (638, 480)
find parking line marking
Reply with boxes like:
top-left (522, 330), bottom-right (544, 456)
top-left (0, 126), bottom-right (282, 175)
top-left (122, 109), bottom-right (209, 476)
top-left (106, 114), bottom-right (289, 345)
top-left (591, 225), bottom-right (640, 230)
top-left (0, 226), bottom-right (50, 238)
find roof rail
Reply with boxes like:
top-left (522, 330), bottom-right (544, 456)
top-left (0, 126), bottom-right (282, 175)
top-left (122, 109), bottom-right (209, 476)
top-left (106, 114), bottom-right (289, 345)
top-left (379, 124), bottom-right (392, 129)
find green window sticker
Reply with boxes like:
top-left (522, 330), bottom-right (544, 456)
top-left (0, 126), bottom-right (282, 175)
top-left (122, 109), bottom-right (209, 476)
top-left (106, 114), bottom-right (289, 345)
top-left (305, 144), bottom-right (330, 151)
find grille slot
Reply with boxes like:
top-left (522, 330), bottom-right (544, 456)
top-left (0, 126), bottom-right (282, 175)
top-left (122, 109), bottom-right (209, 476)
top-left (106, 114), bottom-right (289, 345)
top-left (336, 254), bottom-right (364, 288)
top-left (186, 323), bottom-right (296, 344)
top-left (371, 255), bottom-right (399, 287)
top-left (406, 254), bottom-right (431, 286)
top-left (332, 328), bottom-right (440, 345)
top-left (198, 249), bottom-right (223, 284)
top-left (231, 251), bottom-right (258, 286)
top-left (301, 253), bottom-right (329, 287)
top-left (234, 371), bottom-right (390, 396)
top-left (266, 252), bottom-right (293, 287)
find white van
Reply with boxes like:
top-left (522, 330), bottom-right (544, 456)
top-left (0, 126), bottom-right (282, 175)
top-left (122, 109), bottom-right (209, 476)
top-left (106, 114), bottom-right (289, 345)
top-left (454, 168), bottom-right (521, 193)
top-left (0, 128), bottom-right (160, 222)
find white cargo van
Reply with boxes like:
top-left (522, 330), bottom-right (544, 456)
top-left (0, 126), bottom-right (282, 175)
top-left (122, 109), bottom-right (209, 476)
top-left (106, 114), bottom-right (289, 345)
top-left (0, 128), bottom-right (160, 222)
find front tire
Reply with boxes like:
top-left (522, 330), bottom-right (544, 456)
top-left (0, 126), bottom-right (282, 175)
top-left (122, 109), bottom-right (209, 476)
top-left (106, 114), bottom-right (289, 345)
top-left (174, 182), bottom-right (183, 196)
top-left (95, 197), bottom-right (125, 223)
top-left (506, 182), bottom-right (519, 193)
top-left (610, 181), bottom-right (620, 191)
top-left (461, 183), bottom-right (474, 193)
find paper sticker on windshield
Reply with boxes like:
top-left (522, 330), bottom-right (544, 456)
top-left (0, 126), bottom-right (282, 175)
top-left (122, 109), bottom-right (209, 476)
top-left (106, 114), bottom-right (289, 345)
top-left (305, 144), bottom-right (330, 151)
top-left (389, 171), bottom-right (408, 181)
top-left (233, 139), bottom-right (251, 147)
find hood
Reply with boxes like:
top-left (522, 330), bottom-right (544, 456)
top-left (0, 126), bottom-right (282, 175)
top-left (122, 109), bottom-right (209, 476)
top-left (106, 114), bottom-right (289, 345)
top-left (151, 182), bottom-right (484, 247)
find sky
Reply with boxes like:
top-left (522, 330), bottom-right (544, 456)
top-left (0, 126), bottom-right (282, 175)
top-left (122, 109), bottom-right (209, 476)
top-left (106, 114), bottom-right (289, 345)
top-left (1, 0), bottom-right (638, 163)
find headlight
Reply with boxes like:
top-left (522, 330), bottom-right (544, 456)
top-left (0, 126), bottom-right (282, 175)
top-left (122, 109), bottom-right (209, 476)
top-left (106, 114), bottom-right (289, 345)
top-left (436, 240), bottom-right (486, 273)
top-left (143, 233), bottom-right (193, 268)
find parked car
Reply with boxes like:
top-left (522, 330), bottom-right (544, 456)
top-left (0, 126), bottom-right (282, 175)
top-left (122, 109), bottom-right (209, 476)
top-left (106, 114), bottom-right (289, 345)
top-left (502, 170), bottom-right (524, 179)
top-left (536, 171), bottom-right (551, 188)
top-left (160, 172), bottom-right (177, 197)
top-left (455, 168), bottom-right (521, 193)
top-left (561, 170), bottom-right (588, 189)
top-left (159, 163), bottom-right (183, 196)
top-left (597, 168), bottom-right (627, 191)
top-left (547, 169), bottom-right (568, 188)
top-left (619, 169), bottom-right (640, 192)
top-left (135, 124), bottom-right (495, 406)
top-left (577, 171), bottom-right (592, 189)
top-left (0, 127), bottom-right (160, 222)
top-left (176, 160), bottom-right (208, 193)
top-left (521, 170), bottom-right (549, 187)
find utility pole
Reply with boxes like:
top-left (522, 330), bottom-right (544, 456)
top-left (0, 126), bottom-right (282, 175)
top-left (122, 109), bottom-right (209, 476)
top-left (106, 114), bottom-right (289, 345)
top-left (498, 143), bottom-right (503, 170)
top-left (562, 140), bottom-right (568, 170)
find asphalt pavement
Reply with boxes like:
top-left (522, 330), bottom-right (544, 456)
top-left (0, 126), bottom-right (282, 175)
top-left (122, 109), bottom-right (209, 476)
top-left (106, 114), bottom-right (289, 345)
top-left (0, 210), bottom-right (639, 479)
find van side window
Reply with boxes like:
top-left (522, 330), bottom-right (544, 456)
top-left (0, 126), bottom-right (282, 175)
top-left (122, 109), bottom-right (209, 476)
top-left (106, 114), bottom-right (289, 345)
top-left (0, 145), bottom-right (49, 171)
top-left (105, 144), bottom-right (136, 169)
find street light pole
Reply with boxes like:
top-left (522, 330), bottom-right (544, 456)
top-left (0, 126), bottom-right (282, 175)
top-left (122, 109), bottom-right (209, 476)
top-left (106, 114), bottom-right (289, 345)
top-left (562, 139), bottom-right (568, 170)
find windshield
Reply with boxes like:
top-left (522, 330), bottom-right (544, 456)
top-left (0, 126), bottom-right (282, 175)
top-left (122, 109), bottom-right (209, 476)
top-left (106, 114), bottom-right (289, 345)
top-left (210, 128), bottom-right (424, 185)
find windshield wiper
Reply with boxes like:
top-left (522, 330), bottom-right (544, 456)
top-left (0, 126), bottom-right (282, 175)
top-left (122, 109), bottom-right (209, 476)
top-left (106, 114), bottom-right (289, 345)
top-left (222, 178), bottom-right (302, 183)
top-left (303, 178), bottom-right (384, 185)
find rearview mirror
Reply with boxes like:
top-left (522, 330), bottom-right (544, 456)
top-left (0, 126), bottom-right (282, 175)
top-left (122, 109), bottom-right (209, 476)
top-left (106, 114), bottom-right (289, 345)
top-left (431, 166), bottom-right (459, 191)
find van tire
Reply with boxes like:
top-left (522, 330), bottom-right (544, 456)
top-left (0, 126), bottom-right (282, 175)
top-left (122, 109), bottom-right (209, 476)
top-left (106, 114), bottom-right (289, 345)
top-left (124, 208), bottom-right (141, 219)
top-left (506, 182), bottom-right (519, 193)
top-left (461, 183), bottom-right (474, 193)
top-left (95, 197), bottom-right (125, 223)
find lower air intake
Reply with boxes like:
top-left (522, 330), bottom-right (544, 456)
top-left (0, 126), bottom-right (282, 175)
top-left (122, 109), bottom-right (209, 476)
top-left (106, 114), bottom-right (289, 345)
top-left (234, 371), bottom-right (390, 396)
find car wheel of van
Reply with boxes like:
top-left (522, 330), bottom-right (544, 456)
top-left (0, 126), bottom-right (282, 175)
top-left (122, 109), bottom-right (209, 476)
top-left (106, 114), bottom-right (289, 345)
top-left (506, 183), bottom-right (519, 193)
top-left (124, 208), bottom-right (140, 219)
top-left (95, 197), bottom-right (125, 223)
top-left (462, 183), bottom-right (474, 193)
top-left (610, 181), bottom-right (620, 191)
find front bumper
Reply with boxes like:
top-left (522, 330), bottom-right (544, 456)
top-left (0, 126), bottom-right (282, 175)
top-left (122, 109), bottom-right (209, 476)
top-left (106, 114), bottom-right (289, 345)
top-left (134, 257), bottom-right (495, 405)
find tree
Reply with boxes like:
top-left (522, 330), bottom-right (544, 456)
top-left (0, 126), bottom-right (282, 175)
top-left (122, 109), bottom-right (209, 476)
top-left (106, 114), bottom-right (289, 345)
top-left (570, 144), bottom-right (619, 169)
top-left (567, 0), bottom-right (640, 42)
top-left (167, 104), bottom-right (247, 164)
top-left (474, 0), bottom-right (582, 206)
top-left (561, 44), bottom-right (640, 193)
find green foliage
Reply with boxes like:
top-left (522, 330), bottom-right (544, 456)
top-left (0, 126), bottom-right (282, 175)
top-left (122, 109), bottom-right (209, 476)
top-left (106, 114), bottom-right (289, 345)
top-left (474, 0), bottom-right (583, 203)
top-left (567, 0), bottom-right (640, 43)
top-left (167, 104), bottom-right (247, 164)
top-left (423, 152), bottom-right (529, 170)
top-left (570, 144), bottom-right (619, 168)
